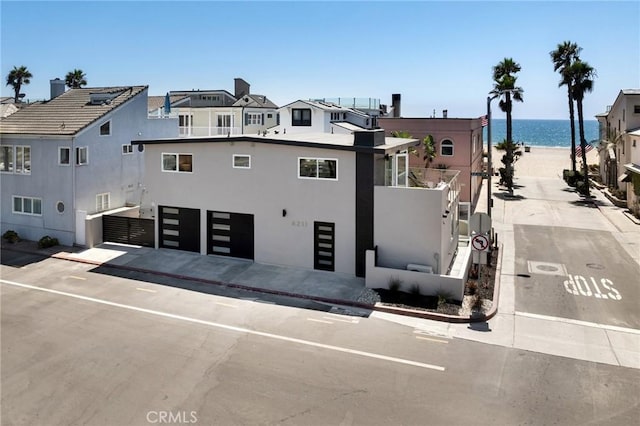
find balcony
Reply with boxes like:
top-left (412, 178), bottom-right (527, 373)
top-left (311, 97), bottom-right (381, 111)
top-left (178, 126), bottom-right (242, 137)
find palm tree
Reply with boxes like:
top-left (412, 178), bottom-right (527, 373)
top-left (550, 41), bottom-right (582, 173)
top-left (6, 65), bottom-right (32, 103)
top-left (65, 69), bottom-right (87, 89)
top-left (421, 134), bottom-right (436, 167)
top-left (570, 59), bottom-right (596, 197)
top-left (490, 58), bottom-right (524, 194)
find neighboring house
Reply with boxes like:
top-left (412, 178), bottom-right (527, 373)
top-left (0, 97), bottom-right (19, 118)
top-left (377, 116), bottom-right (485, 209)
top-left (132, 130), bottom-right (470, 298)
top-left (596, 90), bottom-right (640, 215)
top-left (0, 81), bottom-right (177, 246)
top-left (274, 99), bottom-right (380, 135)
top-left (164, 78), bottom-right (279, 137)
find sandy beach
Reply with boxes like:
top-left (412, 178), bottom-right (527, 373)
top-left (491, 146), bottom-right (599, 179)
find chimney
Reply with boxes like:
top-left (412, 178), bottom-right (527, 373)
top-left (50, 78), bottom-right (65, 100)
top-left (391, 94), bottom-right (401, 118)
top-left (234, 78), bottom-right (250, 99)
top-left (442, 109), bottom-right (448, 119)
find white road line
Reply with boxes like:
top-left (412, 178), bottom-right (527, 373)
top-left (68, 275), bottom-right (86, 281)
top-left (515, 311), bottom-right (640, 335)
top-left (415, 336), bottom-right (449, 344)
top-left (307, 318), bottom-right (333, 324)
top-left (323, 316), bottom-right (359, 324)
top-left (135, 287), bottom-right (157, 293)
top-left (1, 279), bottom-right (445, 372)
top-left (215, 302), bottom-right (237, 308)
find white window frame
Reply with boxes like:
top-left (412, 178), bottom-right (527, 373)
top-left (59, 146), bottom-right (71, 165)
top-left (96, 192), bottom-right (110, 212)
top-left (233, 154), bottom-right (251, 169)
top-left (122, 144), bottom-right (134, 155)
top-left (162, 153), bottom-right (193, 173)
top-left (15, 146), bottom-right (31, 174)
top-left (440, 139), bottom-right (454, 157)
top-left (99, 120), bottom-right (111, 136)
top-left (12, 195), bottom-right (42, 216)
top-left (298, 157), bottom-right (338, 180)
top-left (76, 146), bottom-right (88, 165)
top-left (247, 113), bottom-right (261, 125)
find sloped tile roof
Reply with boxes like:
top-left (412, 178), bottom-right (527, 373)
top-left (0, 86), bottom-right (147, 136)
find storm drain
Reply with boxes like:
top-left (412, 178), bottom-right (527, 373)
top-left (527, 261), bottom-right (568, 276)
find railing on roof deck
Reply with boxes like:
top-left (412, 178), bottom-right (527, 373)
top-left (311, 98), bottom-right (381, 110)
top-left (383, 167), bottom-right (460, 194)
top-left (178, 126), bottom-right (241, 137)
top-left (148, 111), bottom-right (178, 119)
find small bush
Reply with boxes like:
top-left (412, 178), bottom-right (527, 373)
top-left (472, 294), bottom-right (484, 311)
top-left (409, 284), bottom-right (421, 296)
top-left (388, 276), bottom-right (402, 293)
top-left (2, 230), bottom-right (20, 243)
top-left (436, 290), bottom-right (452, 307)
top-left (38, 235), bottom-right (59, 249)
top-left (467, 281), bottom-right (478, 295)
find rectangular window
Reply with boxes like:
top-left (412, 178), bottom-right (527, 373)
top-left (246, 113), bottom-right (262, 125)
top-left (59, 147), bottom-right (70, 165)
top-left (122, 144), bottom-right (133, 155)
top-left (96, 193), bottom-right (110, 212)
top-left (15, 146), bottom-right (31, 174)
top-left (12, 195), bottom-right (42, 216)
top-left (233, 155), bottom-right (251, 169)
top-left (1, 146), bottom-right (14, 172)
top-left (298, 158), bottom-right (338, 180)
top-left (162, 153), bottom-right (193, 173)
top-left (267, 113), bottom-right (273, 119)
top-left (292, 108), bottom-right (312, 126)
top-left (99, 120), bottom-right (111, 136)
top-left (330, 112), bottom-right (340, 121)
top-left (635, 105), bottom-right (640, 114)
top-left (76, 147), bottom-right (88, 165)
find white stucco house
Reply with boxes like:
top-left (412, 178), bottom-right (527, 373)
top-left (0, 81), bottom-right (177, 246)
top-left (132, 129), bottom-right (470, 299)
top-left (274, 99), bottom-right (380, 135)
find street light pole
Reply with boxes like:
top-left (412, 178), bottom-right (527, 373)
top-left (486, 95), bottom-right (496, 218)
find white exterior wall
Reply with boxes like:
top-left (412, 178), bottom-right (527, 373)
top-left (141, 141), bottom-right (357, 275)
top-left (374, 185), bottom-right (456, 275)
top-left (278, 101), bottom-right (326, 134)
top-left (243, 108), bottom-right (279, 135)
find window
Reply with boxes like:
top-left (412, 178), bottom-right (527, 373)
top-left (96, 193), bottom-right (110, 212)
top-left (1, 146), bottom-right (14, 172)
top-left (99, 120), bottom-right (111, 136)
top-left (634, 105), bottom-right (640, 114)
top-left (12, 196), bottom-right (42, 216)
top-left (59, 147), bottom-right (70, 165)
top-left (245, 113), bottom-right (262, 125)
top-left (330, 112), bottom-right (340, 121)
top-left (267, 113), bottom-right (273, 119)
top-left (441, 139), bottom-right (454, 156)
top-left (76, 147), bottom-right (88, 165)
top-left (162, 153), bottom-right (192, 172)
top-left (122, 144), bottom-right (133, 155)
top-left (292, 108), bottom-right (312, 126)
top-left (15, 146), bottom-right (31, 174)
top-left (233, 155), bottom-right (251, 169)
top-left (298, 158), bottom-right (337, 180)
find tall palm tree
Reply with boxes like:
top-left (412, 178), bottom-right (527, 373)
top-left (490, 58), bottom-right (524, 194)
top-left (550, 41), bottom-right (582, 173)
top-left (6, 65), bottom-right (32, 103)
top-left (65, 69), bottom-right (87, 89)
top-left (570, 59), bottom-right (596, 197)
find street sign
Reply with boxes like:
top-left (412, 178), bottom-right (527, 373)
top-left (471, 234), bottom-right (490, 252)
top-left (470, 212), bottom-right (492, 234)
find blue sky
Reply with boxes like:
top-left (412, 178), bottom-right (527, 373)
top-left (1, 1), bottom-right (638, 119)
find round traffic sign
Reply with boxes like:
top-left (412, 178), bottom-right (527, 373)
top-left (471, 234), bottom-right (490, 251)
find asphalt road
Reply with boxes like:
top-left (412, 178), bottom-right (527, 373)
top-left (514, 224), bottom-right (640, 329)
top-left (2, 256), bottom-right (639, 425)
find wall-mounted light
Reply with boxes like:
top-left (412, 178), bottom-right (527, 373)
top-left (282, 209), bottom-right (287, 217)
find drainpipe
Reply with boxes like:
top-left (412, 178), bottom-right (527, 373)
top-left (71, 136), bottom-right (76, 245)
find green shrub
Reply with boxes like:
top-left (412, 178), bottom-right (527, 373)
top-left (2, 230), bottom-right (20, 243)
top-left (436, 290), bottom-right (452, 307)
top-left (409, 284), bottom-right (421, 296)
top-left (38, 235), bottom-right (59, 249)
top-left (472, 294), bottom-right (484, 311)
top-left (388, 276), bottom-right (402, 292)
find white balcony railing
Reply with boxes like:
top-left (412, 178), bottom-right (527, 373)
top-left (179, 126), bottom-right (242, 137)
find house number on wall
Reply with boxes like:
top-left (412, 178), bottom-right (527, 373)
top-left (291, 220), bottom-right (308, 228)
top-left (563, 275), bottom-right (622, 300)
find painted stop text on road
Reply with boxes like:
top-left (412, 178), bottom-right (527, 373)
top-left (563, 274), bottom-right (622, 300)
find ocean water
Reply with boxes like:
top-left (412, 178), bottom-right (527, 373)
top-left (486, 119), bottom-right (598, 148)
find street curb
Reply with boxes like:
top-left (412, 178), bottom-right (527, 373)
top-left (3, 243), bottom-right (500, 323)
